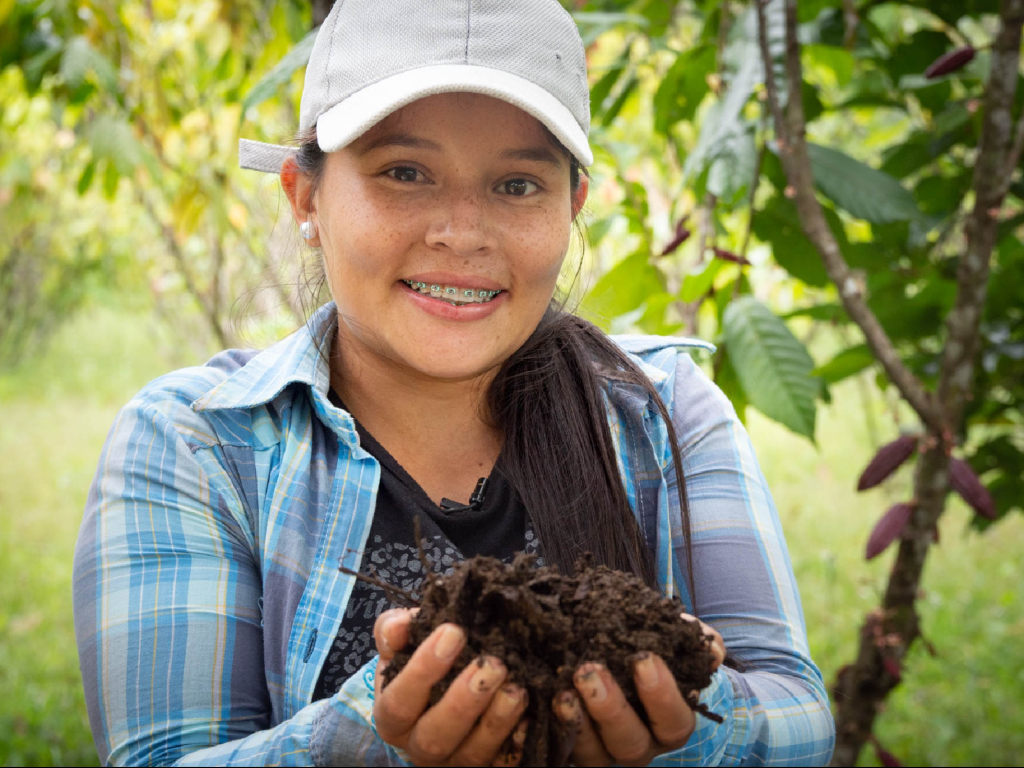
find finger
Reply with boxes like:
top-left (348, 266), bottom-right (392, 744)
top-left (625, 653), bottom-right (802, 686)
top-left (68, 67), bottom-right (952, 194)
top-left (491, 719), bottom-right (529, 768)
top-left (680, 612), bottom-right (726, 671)
top-left (373, 607), bottom-right (417, 661)
top-left (633, 652), bottom-right (696, 751)
top-left (374, 622), bottom-right (466, 744)
top-left (407, 655), bottom-right (509, 765)
top-left (448, 682), bottom-right (526, 766)
top-left (553, 689), bottom-right (611, 767)
top-left (574, 663), bottom-right (654, 766)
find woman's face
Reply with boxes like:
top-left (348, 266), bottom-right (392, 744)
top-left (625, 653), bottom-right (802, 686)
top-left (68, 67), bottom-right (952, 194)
top-left (300, 93), bottom-right (587, 383)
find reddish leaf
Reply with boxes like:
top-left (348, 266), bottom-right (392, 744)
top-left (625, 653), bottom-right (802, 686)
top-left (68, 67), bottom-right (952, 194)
top-left (711, 246), bottom-right (751, 266)
top-left (924, 47), bottom-right (976, 79)
top-left (874, 741), bottom-right (903, 768)
top-left (866, 503), bottom-right (914, 560)
top-left (857, 435), bottom-right (918, 491)
top-left (660, 228), bottom-right (691, 257)
top-left (882, 656), bottom-right (902, 682)
top-left (949, 458), bottom-right (996, 519)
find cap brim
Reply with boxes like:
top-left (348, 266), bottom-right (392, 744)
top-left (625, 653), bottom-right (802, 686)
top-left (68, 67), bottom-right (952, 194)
top-left (316, 64), bottom-right (593, 167)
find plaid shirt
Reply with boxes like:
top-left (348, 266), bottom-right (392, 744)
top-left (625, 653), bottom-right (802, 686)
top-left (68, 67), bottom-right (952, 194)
top-left (73, 303), bottom-right (835, 766)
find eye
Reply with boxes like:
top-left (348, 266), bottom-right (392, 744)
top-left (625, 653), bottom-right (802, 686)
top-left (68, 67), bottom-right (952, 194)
top-left (500, 178), bottom-right (539, 197)
top-left (386, 166), bottom-right (422, 183)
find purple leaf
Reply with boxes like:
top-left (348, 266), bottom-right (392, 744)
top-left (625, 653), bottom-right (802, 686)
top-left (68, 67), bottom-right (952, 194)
top-left (949, 458), bottom-right (996, 520)
top-left (857, 436), bottom-right (918, 491)
top-left (866, 503), bottom-right (914, 560)
top-left (924, 47), bottom-right (976, 79)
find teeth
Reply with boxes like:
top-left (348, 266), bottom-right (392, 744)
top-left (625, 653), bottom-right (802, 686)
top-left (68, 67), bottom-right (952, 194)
top-left (403, 280), bottom-right (502, 306)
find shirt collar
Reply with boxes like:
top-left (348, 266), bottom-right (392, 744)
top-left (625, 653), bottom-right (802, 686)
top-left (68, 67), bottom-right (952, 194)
top-left (192, 302), bottom-right (338, 413)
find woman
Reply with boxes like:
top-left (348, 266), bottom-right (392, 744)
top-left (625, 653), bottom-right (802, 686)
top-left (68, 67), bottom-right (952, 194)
top-left (73, 1), bottom-right (835, 765)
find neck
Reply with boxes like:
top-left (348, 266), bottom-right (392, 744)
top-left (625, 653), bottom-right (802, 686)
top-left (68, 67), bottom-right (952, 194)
top-left (329, 325), bottom-right (503, 504)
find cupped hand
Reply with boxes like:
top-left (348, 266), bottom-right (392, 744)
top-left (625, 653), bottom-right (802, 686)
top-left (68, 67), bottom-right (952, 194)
top-left (553, 613), bottom-right (726, 767)
top-left (372, 608), bottom-right (529, 767)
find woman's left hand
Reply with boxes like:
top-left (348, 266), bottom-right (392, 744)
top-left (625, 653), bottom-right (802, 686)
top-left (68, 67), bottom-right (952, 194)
top-left (552, 614), bottom-right (726, 767)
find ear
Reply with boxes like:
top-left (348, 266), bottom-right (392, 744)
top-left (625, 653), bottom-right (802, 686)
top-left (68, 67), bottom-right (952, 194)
top-left (280, 154), bottom-right (321, 247)
top-left (570, 173), bottom-right (589, 220)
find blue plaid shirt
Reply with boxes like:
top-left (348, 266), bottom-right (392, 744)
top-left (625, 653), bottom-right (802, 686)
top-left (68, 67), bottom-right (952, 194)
top-left (73, 303), bottom-right (835, 766)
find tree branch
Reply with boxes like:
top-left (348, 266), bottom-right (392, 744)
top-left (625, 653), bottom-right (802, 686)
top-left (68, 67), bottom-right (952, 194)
top-left (756, 0), bottom-right (943, 433)
top-left (827, 1), bottom-right (1024, 764)
top-left (939, 0), bottom-right (1024, 434)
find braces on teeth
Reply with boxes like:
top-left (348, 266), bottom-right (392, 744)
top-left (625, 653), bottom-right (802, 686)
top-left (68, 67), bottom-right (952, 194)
top-left (402, 280), bottom-right (502, 305)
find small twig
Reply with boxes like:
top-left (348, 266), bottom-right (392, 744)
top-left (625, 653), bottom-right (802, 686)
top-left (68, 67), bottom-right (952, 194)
top-left (413, 515), bottom-right (434, 576)
top-left (338, 563), bottom-right (420, 608)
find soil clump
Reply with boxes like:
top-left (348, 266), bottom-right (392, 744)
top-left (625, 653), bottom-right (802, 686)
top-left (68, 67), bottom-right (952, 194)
top-left (378, 553), bottom-right (722, 766)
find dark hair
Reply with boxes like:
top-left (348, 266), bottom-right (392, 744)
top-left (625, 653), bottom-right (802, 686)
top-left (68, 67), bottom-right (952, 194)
top-left (293, 127), bottom-right (694, 600)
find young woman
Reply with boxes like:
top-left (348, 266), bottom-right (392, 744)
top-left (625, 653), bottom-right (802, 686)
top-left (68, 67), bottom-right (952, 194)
top-left (73, 1), bottom-right (835, 765)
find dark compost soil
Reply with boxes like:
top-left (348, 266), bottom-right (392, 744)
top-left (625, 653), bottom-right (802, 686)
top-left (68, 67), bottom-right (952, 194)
top-left (375, 553), bottom-right (722, 766)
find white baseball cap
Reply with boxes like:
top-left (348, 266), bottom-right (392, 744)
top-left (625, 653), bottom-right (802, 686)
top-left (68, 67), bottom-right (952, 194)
top-left (239, 0), bottom-right (594, 173)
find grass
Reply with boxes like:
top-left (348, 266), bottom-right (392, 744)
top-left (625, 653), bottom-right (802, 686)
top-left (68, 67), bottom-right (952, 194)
top-left (0, 306), bottom-right (1022, 766)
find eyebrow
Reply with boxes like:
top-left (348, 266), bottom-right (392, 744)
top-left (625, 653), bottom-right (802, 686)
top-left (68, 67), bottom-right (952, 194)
top-left (501, 146), bottom-right (565, 167)
top-left (357, 132), bottom-right (443, 154)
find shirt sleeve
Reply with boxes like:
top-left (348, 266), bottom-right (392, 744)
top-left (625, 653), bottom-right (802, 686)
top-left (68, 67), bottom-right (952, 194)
top-left (656, 352), bottom-right (836, 766)
top-left (72, 393), bottom-right (404, 766)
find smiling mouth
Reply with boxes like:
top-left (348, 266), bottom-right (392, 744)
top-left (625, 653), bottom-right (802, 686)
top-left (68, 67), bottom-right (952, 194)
top-left (401, 280), bottom-right (504, 307)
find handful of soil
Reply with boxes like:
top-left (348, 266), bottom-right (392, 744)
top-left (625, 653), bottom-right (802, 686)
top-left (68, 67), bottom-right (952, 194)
top-left (378, 553), bottom-right (722, 766)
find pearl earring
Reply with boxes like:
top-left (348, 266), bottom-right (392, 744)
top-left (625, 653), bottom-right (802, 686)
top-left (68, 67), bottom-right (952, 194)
top-left (299, 220), bottom-right (317, 240)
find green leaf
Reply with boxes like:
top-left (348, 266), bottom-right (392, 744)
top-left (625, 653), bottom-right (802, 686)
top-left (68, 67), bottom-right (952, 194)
top-left (679, 259), bottom-right (724, 302)
top-left (590, 62), bottom-right (627, 120)
top-left (581, 250), bottom-right (665, 329)
top-left (84, 115), bottom-right (142, 177)
top-left (753, 197), bottom-right (830, 286)
top-left (60, 37), bottom-right (118, 93)
top-left (713, 347), bottom-right (749, 422)
top-left (813, 344), bottom-right (875, 384)
top-left (76, 160), bottom-right (96, 196)
top-left (653, 45), bottom-right (715, 133)
top-left (602, 74), bottom-right (638, 124)
top-left (807, 143), bottom-right (920, 224)
top-left (706, 126), bottom-right (757, 206)
top-left (722, 296), bottom-right (818, 439)
top-left (243, 30), bottom-right (317, 111)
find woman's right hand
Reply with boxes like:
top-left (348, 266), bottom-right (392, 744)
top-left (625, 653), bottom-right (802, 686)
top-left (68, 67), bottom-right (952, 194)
top-left (372, 608), bottom-right (529, 767)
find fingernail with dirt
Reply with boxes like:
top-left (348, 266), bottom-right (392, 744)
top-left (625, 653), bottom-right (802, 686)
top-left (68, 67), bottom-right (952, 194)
top-left (575, 665), bottom-right (607, 702)
top-left (494, 684), bottom-right (523, 717)
top-left (470, 656), bottom-right (506, 693)
top-left (556, 690), bottom-right (582, 722)
top-left (433, 624), bottom-right (465, 660)
top-left (635, 652), bottom-right (660, 689)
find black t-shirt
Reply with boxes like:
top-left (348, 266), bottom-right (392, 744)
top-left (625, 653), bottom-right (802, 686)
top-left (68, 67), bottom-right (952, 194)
top-left (312, 391), bottom-right (540, 701)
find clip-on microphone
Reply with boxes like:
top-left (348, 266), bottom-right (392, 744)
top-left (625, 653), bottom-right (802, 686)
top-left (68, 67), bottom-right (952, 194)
top-left (439, 477), bottom-right (489, 513)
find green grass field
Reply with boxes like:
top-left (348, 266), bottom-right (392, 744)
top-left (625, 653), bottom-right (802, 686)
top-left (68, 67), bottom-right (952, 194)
top-left (1, 306), bottom-right (1021, 767)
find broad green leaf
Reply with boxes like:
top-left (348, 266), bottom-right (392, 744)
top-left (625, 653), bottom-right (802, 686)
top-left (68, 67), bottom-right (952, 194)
top-left (590, 62), bottom-right (627, 120)
top-left (85, 115), bottom-right (142, 177)
top-left (243, 30), bottom-right (317, 111)
top-left (723, 296), bottom-right (818, 439)
top-left (807, 143), bottom-right (920, 224)
top-left (813, 344), bottom-right (875, 384)
top-left (602, 75), bottom-right (638, 124)
top-left (713, 347), bottom-right (749, 422)
top-left (679, 260), bottom-right (724, 303)
top-left (753, 197), bottom-right (829, 286)
top-left (653, 45), bottom-right (715, 133)
top-left (582, 250), bottom-right (664, 328)
top-left (60, 37), bottom-right (118, 93)
top-left (706, 126), bottom-right (757, 206)
top-left (77, 160), bottom-right (96, 196)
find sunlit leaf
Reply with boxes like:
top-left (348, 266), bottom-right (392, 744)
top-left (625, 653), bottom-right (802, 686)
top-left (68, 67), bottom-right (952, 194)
top-left (813, 344), bottom-right (875, 385)
top-left (242, 30), bottom-right (317, 111)
top-left (582, 250), bottom-right (664, 329)
top-left (723, 296), bottom-right (818, 439)
top-left (653, 45), bottom-right (715, 133)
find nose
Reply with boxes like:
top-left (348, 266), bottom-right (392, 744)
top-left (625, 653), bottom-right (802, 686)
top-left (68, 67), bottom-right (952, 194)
top-left (425, 190), bottom-right (497, 257)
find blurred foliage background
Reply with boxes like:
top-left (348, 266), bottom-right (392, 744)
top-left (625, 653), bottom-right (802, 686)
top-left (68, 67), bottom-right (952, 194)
top-left (1, 0), bottom-right (1023, 766)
